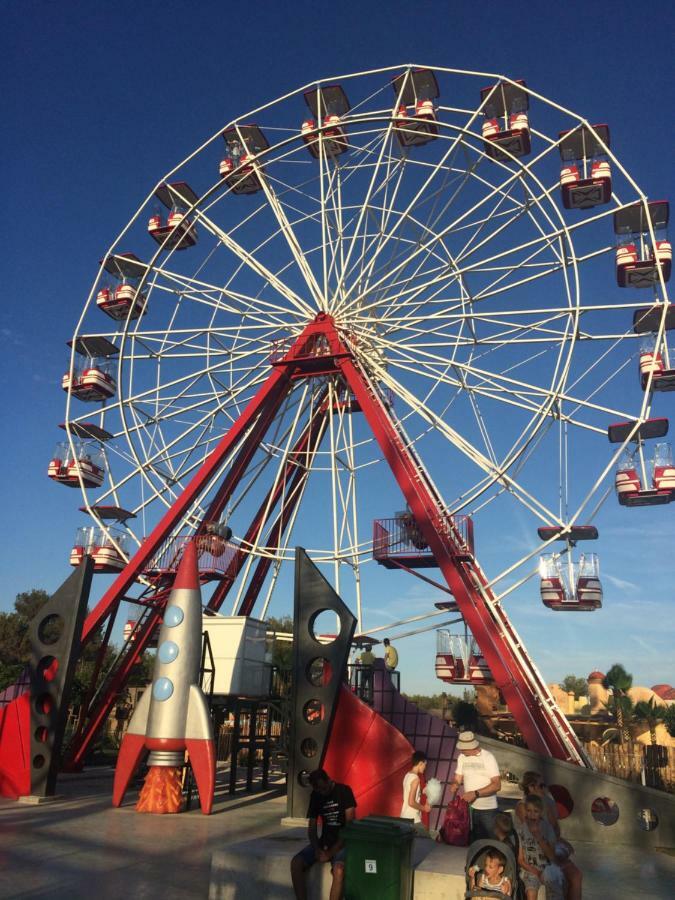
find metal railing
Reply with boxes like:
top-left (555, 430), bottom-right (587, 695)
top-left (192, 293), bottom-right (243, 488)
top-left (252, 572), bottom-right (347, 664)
top-left (373, 513), bottom-right (474, 563)
top-left (144, 532), bottom-right (239, 578)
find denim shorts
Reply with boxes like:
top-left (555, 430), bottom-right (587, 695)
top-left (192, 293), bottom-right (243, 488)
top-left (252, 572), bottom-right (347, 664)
top-left (521, 870), bottom-right (541, 892)
top-left (297, 844), bottom-right (346, 868)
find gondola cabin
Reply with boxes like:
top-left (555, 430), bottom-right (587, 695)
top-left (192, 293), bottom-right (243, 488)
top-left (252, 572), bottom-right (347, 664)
top-left (539, 552), bottom-right (602, 611)
top-left (391, 68), bottom-right (440, 148)
top-left (614, 201), bottom-right (671, 288)
top-left (147, 182), bottom-right (198, 250)
top-left (373, 511), bottom-right (474, 569)
top-left (144, 532), bottom-right (236, 583)
top-left (435, 630), bottom-right (493, 685)
top-left (301, 85), bottom-right (350, 158)
top-left (70, 526), bottom-right (128, 573)
top-left (62, 355), bottom-right (116, 402)
top-left (559, 125), bottom-right (611, 210)
top-left (123, 617), bottom-right (159, 647)
top-left (48, 439), bottom-right (105, 489)
top-left (633, 304), bottom-right (675, 391)
top-left (220, 125), bottom-right (270, 194)
top-left (608, 418), bottom-right (675, 506)
top-left (97, 253), bottom-right (148, 320)
top-left (480, 80), bottom-right (530, 161)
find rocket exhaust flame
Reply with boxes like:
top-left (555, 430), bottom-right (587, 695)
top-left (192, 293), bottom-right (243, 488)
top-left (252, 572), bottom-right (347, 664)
top-left (136, 766), bottom-right (183, 814)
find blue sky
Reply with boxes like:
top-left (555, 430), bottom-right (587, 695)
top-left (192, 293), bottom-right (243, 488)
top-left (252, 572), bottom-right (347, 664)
top-left (2, 1), bottom-right (674, 695)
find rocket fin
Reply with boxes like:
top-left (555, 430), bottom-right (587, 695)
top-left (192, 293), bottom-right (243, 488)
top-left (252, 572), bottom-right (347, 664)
top-left (185, 738), bottom-right (216, 815)
top-left (185, 684), bottom-right (215, 814)
top-left (111, 686), bottom-right (153, 806)
top-left (112, 733), bottom-right (147, 807)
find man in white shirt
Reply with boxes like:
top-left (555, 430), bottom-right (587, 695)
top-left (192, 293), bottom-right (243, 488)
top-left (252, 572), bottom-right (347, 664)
top-left (449, 731), bottom-right (501, 840)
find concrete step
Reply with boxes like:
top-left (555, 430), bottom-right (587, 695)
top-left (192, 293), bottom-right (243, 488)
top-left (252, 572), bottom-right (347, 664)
top-left (209, 828), bottom-right (468, 900)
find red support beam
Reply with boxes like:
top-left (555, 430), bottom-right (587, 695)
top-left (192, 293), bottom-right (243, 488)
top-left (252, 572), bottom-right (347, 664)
top-left (326, 324), bottom-right (587, 764)
top-left (64, 605), bottom-right (165, 769)
top-left (208, 397), bottom-right (328, 615)
top-left (236, 412), bottom-right (326, 615)
top-left (80, 364), bottom-right (293, 643)
top-left (65, 312), bottom-right (587, 768)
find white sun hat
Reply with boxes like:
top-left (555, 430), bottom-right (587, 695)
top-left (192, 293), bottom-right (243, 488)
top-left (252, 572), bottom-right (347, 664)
top-left (457, 731), bottom-right (480, 751)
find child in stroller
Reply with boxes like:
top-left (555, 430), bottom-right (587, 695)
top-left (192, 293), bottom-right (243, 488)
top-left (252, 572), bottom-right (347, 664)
top-left (465, 838), bottom-right (518, 897)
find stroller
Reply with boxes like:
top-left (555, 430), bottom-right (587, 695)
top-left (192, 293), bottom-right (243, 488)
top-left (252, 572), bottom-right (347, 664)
top-left (464, 839), bottom-right (519, 898)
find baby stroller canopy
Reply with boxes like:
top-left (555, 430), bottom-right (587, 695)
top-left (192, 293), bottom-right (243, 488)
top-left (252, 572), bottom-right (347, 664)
top-left (465, 838), bottom-right (518, 898)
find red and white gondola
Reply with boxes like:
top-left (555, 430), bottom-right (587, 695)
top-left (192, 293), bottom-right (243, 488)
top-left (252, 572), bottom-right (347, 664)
top-left (147, 182), bottom-right (199, 250)
top-left (559, 124), bottom-right (612, 210)
top-left (48, 439), bottom-right (105, 489)
top-left (480, 79), bottom-right (531, 161)
top-left (301, 85), bottom-right (350, 159)
top-left (97, 253), bottom-right (148, 320)
top-left (614, 201), bottom-right (671, 289)
top-left (391, 68), bottom-right (440, 148)
top-left (219, 125), bottom-right (270, 195)
top-left (70, 525), bottom-right (129, 573)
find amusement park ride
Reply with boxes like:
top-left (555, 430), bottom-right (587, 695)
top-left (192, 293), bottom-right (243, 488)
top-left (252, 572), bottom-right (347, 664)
top-left (31, 65), bottom-right (672, 779)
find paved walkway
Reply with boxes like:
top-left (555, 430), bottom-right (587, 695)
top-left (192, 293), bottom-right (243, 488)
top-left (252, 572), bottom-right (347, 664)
top-left (0, 768), bottom-right (287, 900)
top-left (1, 768), bottom-right (674, 899)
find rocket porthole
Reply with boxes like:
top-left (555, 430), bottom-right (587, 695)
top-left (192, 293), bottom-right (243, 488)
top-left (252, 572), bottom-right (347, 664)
top-left (164, 606), bottom-right (184, 627)
top-left (153, 677), bottom-right (174, 701)
top-left (158, 641), bottom-right (179, 664)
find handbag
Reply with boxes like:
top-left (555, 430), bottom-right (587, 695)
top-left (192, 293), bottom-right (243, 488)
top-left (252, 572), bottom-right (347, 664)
top-left (437, 796), bottom-right (470, 846)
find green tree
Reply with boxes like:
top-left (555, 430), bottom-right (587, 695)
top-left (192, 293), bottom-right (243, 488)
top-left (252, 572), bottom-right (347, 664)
top-left (14, 589), bottom-right (50, 621)
top-left (663, 704), bottom-right (675, 738)
top-left (634, 698), bottom-right (665, 746)
top-left (560, 674), bottom-right (588, 699)
top-left (403, 693), bottom-right (456, 714)
top-left (603, 664), bottom-right (634, 743)
top-left (0, 590), bottom-right (52, 691)
top-left (266, 615), bottom-right (293, 669)
top-left (454, 699), bottom-right (479, 731)
top-left (0, 588), bottom-right (129, 711)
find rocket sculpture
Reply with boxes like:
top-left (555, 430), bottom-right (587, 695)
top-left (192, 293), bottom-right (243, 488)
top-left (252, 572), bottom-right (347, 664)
top-left (112, 540), bottom-right (216, 814)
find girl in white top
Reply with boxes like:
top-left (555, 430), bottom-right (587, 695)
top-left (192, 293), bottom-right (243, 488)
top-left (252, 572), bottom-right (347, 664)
top-left (400, 751), bottom-right (431, 824)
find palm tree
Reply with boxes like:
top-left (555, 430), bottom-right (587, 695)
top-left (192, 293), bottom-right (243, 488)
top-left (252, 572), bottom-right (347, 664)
top-left (603, 664), bottom-right (633, 743)
top-left (634, 698), bottom-right (665, 746)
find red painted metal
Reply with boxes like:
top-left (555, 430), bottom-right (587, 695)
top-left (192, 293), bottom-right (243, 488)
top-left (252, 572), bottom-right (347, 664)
top-left (235, 411), bottom-right (328, 615)
top-left (67, 312), bottom-right (587, 767)
top-left (0, 693), bottom-right (31, 798)
top-left (67, 319), bottom-right (333, 763)
top-left (80, 363), bottom-right (292, 643)
top-left (329, 325), bottom-right (586, 764)
top-left (207, 393), bottom-right (328, 614)
top-left (323, 684), bottom-right (413, 819)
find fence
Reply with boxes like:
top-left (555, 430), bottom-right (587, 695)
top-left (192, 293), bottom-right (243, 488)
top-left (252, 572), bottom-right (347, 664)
top-left (584, 741), bottom-right (675, 791)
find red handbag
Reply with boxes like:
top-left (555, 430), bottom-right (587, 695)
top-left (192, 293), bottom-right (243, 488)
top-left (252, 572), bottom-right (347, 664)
top-left (437, 796), bottom-right (470, 846)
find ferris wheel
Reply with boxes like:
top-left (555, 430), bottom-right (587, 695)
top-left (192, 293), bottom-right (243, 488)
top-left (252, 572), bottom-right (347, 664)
top-left (52, 65), bottom-right (671, 766)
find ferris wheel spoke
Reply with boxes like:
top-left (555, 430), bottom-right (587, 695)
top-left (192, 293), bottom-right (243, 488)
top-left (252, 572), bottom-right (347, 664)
top-left (378, 365), bottom-right (563, 522)
top-left (333, 114), bottom-right (399, 303)
top-left (189, 207), bottom-right (314, 318)
top-left (338, 131), bottom-right (580, 321)
top-left (256, 171), bottom-right (326, 310)
top-left (337, 131), bottom-right (478, 314)
top-left (382, 340), bottom-right (635, 430)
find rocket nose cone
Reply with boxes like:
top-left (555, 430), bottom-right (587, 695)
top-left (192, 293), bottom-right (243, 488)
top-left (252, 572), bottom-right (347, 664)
top-left (173, 540), bottom-right (200, 590)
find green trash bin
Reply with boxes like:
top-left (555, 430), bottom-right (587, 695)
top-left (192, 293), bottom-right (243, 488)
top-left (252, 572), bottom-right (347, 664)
top-left (343, 815), bottom-right (416, 900)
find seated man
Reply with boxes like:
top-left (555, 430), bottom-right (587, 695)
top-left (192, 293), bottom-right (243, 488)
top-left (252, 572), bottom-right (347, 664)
top-left (291, 768), bottom-right (357, 900)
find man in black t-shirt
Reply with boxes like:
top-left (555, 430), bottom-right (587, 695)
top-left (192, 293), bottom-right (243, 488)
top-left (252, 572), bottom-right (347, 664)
top-left (291, 768), bottom-right (356, 900)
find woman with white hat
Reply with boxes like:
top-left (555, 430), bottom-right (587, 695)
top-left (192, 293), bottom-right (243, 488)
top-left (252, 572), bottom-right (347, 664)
top-left (448, 731), bottom-right (501, 841)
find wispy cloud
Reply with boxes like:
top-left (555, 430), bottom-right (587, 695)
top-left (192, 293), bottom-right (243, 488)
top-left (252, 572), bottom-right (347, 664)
top-left (603, 573), bottom-right (639, 592)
